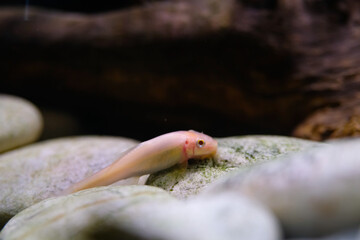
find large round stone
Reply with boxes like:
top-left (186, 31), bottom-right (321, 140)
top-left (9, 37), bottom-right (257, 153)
top-left (0, 136), bottom-right (138, 227)
top-left (0, 94), bottom-right (43, 153)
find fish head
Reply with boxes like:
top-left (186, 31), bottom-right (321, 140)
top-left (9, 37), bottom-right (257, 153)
top-left (184, 130), bottom-right (218, 159)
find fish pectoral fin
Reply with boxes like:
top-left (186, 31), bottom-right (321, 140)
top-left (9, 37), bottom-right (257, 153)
top-left (175, 161), bottom-right (188, 177)
top-left (179, 160), bottom-right (188, 170)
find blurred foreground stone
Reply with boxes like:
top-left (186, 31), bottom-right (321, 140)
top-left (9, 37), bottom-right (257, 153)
top-left (205, 138), bottom-right (360, 237)
top-left (0, 185), bottom-right (281, 240)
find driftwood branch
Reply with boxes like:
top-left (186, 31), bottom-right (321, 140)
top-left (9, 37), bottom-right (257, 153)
top-left (0, 0), bottom-right (234, 46)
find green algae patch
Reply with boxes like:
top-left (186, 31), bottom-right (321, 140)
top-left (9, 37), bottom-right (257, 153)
top-left (147, 135), bottom-right (322, 199)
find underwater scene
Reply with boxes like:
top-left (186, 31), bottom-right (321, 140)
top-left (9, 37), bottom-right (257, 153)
top-left (1, 0), bottom-right (360, 239)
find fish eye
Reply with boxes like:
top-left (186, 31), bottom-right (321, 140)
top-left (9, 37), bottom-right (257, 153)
top-left (196, 139), bottom-right (205, 148)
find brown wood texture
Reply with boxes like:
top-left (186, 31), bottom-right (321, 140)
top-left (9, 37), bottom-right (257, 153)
top-left (1, 0), bottom-right (360, 140)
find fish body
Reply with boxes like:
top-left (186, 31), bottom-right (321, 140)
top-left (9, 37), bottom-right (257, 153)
top-left (63, 130), bottom-right (217, 194)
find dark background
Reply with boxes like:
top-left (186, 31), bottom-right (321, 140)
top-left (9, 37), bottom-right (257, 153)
top-left (1, 0), bottom-right (279, 141)
top-left (2, 0), bottom-right (139, 13)
top-left (3, 0), bottom-right (359, 142)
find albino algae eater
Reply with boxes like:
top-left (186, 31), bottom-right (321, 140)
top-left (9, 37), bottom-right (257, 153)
top-left (63, 130), bottom-right (218, 194)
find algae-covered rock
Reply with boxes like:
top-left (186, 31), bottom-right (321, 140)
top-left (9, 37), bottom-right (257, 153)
top-left (147, 135), bottom-right (321, 199)
top-left (205, 139), bottom-right (360, 237)
top-left (0, 136), bottom-right (138, 227)
top-left (0, 94), bottom-right (43, 153)
top-left (0, 185), bottom-right (281, 240)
